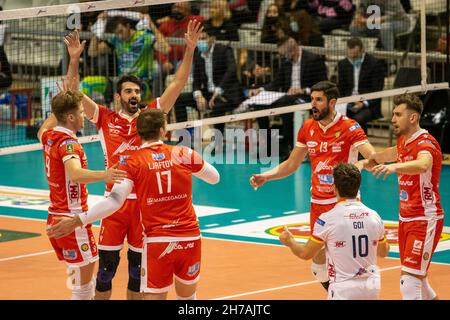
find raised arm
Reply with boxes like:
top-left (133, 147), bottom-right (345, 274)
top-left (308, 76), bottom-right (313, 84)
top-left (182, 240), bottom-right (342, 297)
top-left (37, 113), bottom-right (57, 143)
top-left (64, 30), bottom-right (86, 92)
top-left (158, 19), bottom-right (203, 113)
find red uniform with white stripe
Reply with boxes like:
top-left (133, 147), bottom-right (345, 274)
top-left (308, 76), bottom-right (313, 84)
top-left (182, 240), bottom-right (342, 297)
top-left (42, 127), bottom-right (98, 266)
top-left (296, 113), bottom-right (368, 230)
top-left (118, 141), bottom-right (205, 293)
top-left (396, 129), bottom-right (444, 276)
top-left (92, 99), bottom-right (159, 252)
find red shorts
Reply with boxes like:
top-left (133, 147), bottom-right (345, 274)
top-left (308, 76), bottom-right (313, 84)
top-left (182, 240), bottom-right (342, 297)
top-left (47, 214), bottom-right (98, 267)
top-left (399, 218), bottom-right (443, 276)
top-left (310, 202), bottom-right (337, 232)
top-left (98, 199), bottom-right (143, 252)
top-left (140, 238), bottom-right (201, 293)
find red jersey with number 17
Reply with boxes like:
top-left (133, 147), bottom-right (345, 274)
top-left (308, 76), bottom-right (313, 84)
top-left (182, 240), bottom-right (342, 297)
top-left (296, 112), bottom-right (368, 204)
top-left (41, 126), bottom-right (88, 215)
top-left (118, 141), bottom-right (205, 239)
top-left (396, 129), bottom-right (444, 220)
top-left (91, 98), bottom-right (160, 196)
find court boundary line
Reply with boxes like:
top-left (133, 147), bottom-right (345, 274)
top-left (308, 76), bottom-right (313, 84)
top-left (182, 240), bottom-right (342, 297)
top-left (211, 265), bottom-right (403, 300)
top-left (1, 214), bottom-right (450, 266)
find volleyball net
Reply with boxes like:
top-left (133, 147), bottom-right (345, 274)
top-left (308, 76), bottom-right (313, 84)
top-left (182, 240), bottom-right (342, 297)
top-left (0, 0), bottom-right (449, 156)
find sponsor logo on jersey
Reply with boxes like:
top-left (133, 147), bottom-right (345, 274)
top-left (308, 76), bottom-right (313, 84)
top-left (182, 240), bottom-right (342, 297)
top-left (307, 141), bottom-right (318, 148)
top-left (344, 212), bottom-right (369, 219)
top-left (47, 139), bottom-right (53, 146)
top-left (316, 218), bottom-right (326, 226)
top-left (418, 139), bottom-right (433, 146)
top-left (315, 160), bottom-right (333, 172)
top-left (187, 262), bottom-right (200, 277)
top-left (81, 243), bottom-right (89, 252)
top-left (422, 185), bottom-right (435, 204)
top-left (141, 268), bottom-right (146, 277)
top-left (412, 240), bottom-right (423, 255)
top-left (152, 153), bottom-right (165, 161)
top-left (423, 252), bottom-right (430, 261)
top-left (335, 241), bottom-right (346, 248)
top-left (119, 155), bottom-right (130, 165)
top-left (318, 174), bottom-right (334, 185)
top-left (66, 144), bottom-right (75, 153)
top-left (399, 190), bottom-right (408, 201)
top-left (334, 131), bottom-right (341, 138)
top-left (63, 249), bottom-right (77, 260)
top-left (349, 124), bottom-right (361, 132)
top-left (112, 138), bottom-right (139, 156)
top-left (399, 180), bottom-right (413, 187)
top-left (404, 256), bottom-right (418, 264)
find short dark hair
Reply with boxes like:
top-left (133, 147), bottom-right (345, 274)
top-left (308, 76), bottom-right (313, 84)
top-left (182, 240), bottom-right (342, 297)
top-left (117, 75), bottom-right (142, 94)
top-left (137, 109), bottom-right (166, 140)
top-left (51, 90), bottom-right (84, 123)
top-left (311, 81), bottom-right (340, 101)
top-left (107, 16), bottom-right (137, 32)
top-left (394, 93), bottom-right (424, 116)
top-left (347, 37), bottom-right (364, 49)
top-left (333, 163), bottom-right (361, 198)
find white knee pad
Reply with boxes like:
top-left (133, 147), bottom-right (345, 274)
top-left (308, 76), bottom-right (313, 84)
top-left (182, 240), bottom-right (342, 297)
top-left (177, 293), bottom-right (197, 300)
top-left (311, 262), bottom-right (329, 283)
top-left (400, 275), bottom-right (423, 300)
top-left (71, 278), bottom-right (95, 300)
top-left (421, 278), bottom-right (437, 300)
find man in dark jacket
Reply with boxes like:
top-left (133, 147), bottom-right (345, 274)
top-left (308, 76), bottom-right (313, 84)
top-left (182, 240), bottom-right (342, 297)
top-left (250, 37), bottom-right (328, 153)
top-left (174, 26), bottom-right (243, 134)
top-left (338, 37), bottom-right (385, 132)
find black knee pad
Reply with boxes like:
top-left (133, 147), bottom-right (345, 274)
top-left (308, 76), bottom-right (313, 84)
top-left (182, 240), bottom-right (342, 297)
top-left (127, 249), bottom-right (142, 292)
top-left (96, 250), bottom-right (121, 292)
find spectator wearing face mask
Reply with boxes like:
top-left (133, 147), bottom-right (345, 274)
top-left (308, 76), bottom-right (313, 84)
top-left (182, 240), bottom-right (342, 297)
top-left (249, 37), bottom-right (328, 155)
top-left (337, 37), bottom-right (385, 132)
top-left (156, 2), bottom-right (204, 74)
top-left (288, 9), bottom-right (324, 47)
top-left (173, 26), bottom-right (243, 135)
top-left (261, 4), bottom-right (289, 44)
top-left (203, 0), bottom-right (239, 42)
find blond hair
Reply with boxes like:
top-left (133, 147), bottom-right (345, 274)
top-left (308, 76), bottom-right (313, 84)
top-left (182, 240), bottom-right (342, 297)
top-left (51, 90), bottom-right (84, 123)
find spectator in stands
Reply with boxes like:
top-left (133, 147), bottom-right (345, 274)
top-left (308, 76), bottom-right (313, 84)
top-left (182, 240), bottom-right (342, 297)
top-left (241, 4), bottom-right (287, 87)
top-left (0, 6), bottom-right (12, 90)
top-left (249, 37), bottom-right (328, 155)
top-left (258, 0), bottom-right (305, 29)
top-left (156, 2), bottom-right (204, 74)
top-left (349, 0), bottom-right (410, 51)
top-left (173, 26), bottom-right (243, 135)
top-left (308, 0), bottom-right (355, 34)
top-left (204, 0), bottom-right (239, 41)
top-left (90, 11), bottom-right (170, 99)
top-left (288, 9), bottom-right (324, 46)
top-left (338, 37), bottom-right (385, 132)
top-left (228, 0), bottom-right (254, 26)
top-left (261, 4), bottom-right (290, 44)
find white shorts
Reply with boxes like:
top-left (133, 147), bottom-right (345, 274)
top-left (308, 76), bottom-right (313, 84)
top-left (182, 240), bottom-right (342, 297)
top-left (328, 278), bottom-right (380, 300)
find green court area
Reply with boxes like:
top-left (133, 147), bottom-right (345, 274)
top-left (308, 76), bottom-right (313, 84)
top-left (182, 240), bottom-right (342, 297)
top-left (0, 229), bottom-right (41, 243)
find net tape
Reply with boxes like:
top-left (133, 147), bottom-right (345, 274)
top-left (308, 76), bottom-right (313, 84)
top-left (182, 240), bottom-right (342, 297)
top-left (0, 82), bottom-right (448, 156)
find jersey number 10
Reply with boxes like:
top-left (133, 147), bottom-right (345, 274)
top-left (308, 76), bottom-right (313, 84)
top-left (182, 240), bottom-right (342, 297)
top-left (352, 235), bottom-right (369, 258)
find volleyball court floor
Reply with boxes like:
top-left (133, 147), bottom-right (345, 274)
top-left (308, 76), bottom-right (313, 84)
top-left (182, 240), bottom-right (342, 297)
top-left (1, 142), bottom-right (450, 300)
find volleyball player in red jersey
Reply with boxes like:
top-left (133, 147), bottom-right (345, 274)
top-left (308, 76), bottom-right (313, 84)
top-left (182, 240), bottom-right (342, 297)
top-left (62, 21), bottom-right (203, 299)
top-left (39, 89), bottom-right (126, 299)
top-left (250, 81), bottom-right (376, 291)
top-left (47, 109), bottom-right (220, 300)
top-left (371, 94), bottom-right (444, 300)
